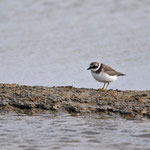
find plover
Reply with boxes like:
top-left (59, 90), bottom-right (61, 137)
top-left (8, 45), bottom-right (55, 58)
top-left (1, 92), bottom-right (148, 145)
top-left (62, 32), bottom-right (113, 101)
top-left (87, 62), bottom-right (125, 90)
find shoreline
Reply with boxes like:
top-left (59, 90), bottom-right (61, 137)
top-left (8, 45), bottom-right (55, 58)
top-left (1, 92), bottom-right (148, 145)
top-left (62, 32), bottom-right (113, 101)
top-left (0, 83), bottom-right (150, 119)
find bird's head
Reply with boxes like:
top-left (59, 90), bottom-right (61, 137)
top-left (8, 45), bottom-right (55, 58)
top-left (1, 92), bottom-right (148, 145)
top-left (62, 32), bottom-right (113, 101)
top-left (87, 62), bottom-right (101, 72)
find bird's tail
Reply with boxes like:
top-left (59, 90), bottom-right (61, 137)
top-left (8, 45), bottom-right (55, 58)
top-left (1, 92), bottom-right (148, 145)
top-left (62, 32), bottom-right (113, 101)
top-left (117, 72), bottom-right (126, 76)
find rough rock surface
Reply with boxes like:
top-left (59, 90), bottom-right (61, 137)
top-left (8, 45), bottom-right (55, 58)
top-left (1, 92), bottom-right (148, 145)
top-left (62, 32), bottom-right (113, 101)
top-left (0, 84), bottom-right (150, 119)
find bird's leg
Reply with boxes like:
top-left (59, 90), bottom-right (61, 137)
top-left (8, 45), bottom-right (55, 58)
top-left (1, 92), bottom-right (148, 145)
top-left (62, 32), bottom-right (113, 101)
top-left (101, 83), bottom-right (106, 90)
top-left (105, 82), bottom-right (110, 90)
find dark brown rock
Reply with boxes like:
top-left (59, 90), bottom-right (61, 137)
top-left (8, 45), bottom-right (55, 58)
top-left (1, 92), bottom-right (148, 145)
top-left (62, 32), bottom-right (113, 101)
top-left (0, 83), bottom-right (150, 119)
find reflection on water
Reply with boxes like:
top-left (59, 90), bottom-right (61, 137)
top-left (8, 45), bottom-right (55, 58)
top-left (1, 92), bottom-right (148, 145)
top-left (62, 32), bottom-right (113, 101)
top-left (0, 0), bottom-right (150, 90)
top-left (0, 114), bottom-right (150, 150)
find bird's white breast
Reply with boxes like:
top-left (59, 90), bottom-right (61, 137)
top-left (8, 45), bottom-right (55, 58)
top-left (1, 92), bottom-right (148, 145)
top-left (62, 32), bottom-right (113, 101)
top-left (91, 71), bottom-right (117, 83)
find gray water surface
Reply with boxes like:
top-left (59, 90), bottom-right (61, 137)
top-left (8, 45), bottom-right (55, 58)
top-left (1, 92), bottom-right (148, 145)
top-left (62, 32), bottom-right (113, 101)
top-left (0, 0), bottom-right (150, 90)
top-left (0, 114), bottom-right (150, 150)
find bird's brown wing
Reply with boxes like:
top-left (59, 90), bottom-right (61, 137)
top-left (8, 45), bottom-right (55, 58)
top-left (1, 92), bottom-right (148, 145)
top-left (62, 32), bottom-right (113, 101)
top-left (101, 63), bottom-right (120, 76)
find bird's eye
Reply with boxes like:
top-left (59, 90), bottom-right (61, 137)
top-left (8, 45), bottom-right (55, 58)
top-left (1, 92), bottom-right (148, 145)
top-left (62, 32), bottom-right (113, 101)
top-left (93, 65), bottom-right (97, 68)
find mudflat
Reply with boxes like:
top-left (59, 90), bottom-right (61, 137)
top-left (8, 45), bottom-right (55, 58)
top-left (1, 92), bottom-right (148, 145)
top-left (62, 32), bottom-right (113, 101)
top-left (0, 84), bottom-right (149, 119)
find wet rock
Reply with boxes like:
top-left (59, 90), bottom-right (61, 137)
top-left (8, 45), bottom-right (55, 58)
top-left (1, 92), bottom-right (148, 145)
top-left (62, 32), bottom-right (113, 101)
top-left (0, 83), bottom-right (150, 119)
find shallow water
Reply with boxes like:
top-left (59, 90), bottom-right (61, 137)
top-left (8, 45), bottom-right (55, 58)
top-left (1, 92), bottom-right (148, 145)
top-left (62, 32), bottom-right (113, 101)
top-left (0, 0), bottom-right (150, 90)
top-left (0, 114), bottom-right (150, 150)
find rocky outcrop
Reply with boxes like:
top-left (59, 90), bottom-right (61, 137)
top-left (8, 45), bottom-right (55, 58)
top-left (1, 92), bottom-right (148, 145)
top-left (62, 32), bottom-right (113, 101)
top-left (0, 84), bottom-right (150, 119)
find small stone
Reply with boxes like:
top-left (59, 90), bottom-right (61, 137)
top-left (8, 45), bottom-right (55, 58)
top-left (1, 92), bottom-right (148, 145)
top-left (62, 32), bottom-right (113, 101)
top-left (141, 110), bottom-right (147, 114)
top-left (138, 98), bottom-right (143, 102)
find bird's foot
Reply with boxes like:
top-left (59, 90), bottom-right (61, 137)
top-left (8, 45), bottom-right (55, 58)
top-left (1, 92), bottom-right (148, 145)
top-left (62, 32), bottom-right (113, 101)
top-left (99, 88), bottom-right (105, 91)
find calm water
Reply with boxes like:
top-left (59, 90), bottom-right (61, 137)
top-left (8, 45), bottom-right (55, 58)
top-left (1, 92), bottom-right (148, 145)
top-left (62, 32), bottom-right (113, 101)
top-left (0, 114), bottom-right (150, 150)
top-left (0, 0), bottom-right (150, 90)
top-left (0, 0), bottom-right (150, 149)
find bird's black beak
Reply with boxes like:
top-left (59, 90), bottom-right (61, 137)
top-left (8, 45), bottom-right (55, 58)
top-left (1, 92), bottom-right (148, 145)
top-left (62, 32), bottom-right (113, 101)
top-left (87, 67), bottom-right (91, 70)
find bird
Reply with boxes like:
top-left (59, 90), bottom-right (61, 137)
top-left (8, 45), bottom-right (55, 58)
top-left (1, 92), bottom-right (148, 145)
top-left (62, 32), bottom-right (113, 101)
top-left (87, 62), bottom-right (125, 90)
